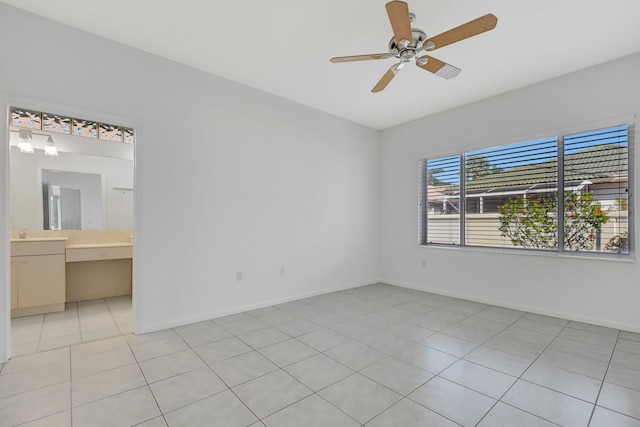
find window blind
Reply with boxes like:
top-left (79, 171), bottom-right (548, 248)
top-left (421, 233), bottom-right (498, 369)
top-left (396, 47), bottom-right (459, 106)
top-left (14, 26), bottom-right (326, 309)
top-left (426, 155), bottom-right (461, 244)
top-left (465, 138), bottom-right (558, 249)
top-left (421, 124), bottom-right (633, 256)
top-left (563, 125), bottom-right (630, 253)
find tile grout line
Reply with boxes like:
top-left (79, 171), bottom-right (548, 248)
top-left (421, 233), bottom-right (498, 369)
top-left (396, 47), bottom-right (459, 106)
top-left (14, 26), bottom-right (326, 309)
top-left (169, 324), bottom-right (265, 424)
top-left (297, 291), bottom-right (474, 426)
top-left (69, 342), bottom-right (74, 427)
top-left (103, 297), bottom-right (123, 336)
top-left (73, 301), bottom-right (84, 348)
top-left (447, 312), bottom-right (554, 427)
top-left (180, 314), bottom-right (370, 425)
top-left (236, 326), bottom-right (364, 425)
top-left (34, 312), bottom-right (46, 353)
top-left (413, 307), bottom-right (528, 426)
top-left (474, 320), bottom-right (591, 426)
top-left (5, 286), bottom-right (638, 426)
top-left (124, 331), bottom-right (171, 427)
top-left (369, 291), bottom-right (491, 427)
top-left (585, 329), bottom-right (621, 426)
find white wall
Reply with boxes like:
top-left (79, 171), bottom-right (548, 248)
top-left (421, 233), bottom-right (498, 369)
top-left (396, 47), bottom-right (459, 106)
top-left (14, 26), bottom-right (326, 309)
top-left (379, 52), bottom-right (640, 332)
top-left (0, 4), bottom-right (380, 361)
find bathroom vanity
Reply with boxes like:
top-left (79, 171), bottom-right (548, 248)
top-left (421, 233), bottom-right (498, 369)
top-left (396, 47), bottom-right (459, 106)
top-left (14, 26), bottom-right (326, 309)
top-left (10, 237), bottom-right (67, 317)
top-left (10, 230), bottom-right (132, 318)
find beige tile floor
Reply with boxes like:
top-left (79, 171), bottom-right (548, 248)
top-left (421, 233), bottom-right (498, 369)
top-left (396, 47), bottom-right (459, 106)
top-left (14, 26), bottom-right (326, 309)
top-left (1, 284), bottom-right (639, 426)
top-left (10, 296), bottom-right (133, 357)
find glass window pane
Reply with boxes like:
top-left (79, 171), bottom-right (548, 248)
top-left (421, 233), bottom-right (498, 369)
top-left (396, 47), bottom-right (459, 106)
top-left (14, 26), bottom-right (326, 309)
top-left (99, 123), bottom-right (123, 142)
top-left (564, 125), bottom-right (629, 254)
top-left (72, 118), bottom-right (98, 138)
top-left (123, 127), bottom-right (135, 144)
top-left (426, 155), bottom-right (461, 245)
top-left (10, 107), bottom-right (41, 129)
top-left (466, 138), bottom-right (558, 249)
top-left (42, 112), bottom-right (71, 134)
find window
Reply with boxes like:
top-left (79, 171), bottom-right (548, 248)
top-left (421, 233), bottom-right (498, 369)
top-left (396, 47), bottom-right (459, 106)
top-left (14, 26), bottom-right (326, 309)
top-left (10, 106), bottom-right (134, 144)
top-left (420, 124), bottom-right (633, 256)
top-left (424, 155), bottom-right (461, 245)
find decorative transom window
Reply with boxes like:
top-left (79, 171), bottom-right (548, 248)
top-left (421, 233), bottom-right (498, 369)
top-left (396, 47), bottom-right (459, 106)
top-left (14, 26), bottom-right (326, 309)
top-left (10, 107), bottom-right (134, 144)
top-left (419, 124), bottom-right (633, 256)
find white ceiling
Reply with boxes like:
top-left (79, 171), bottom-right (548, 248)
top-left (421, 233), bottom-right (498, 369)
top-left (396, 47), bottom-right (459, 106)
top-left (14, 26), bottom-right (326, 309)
top-left (3, 0), bottom-right (640, 130)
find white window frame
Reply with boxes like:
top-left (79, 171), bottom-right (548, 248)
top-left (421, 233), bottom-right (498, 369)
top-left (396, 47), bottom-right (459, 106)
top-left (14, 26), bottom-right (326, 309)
top-left (419, 123), bottom-right (635, 259)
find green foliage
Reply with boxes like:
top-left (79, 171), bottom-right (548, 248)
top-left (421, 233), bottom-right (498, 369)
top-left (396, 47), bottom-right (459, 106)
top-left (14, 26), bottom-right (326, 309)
top-left (498, 193), bottom-right (558, 249)
top-left (614, 197), bottom-right (628, 211)
top-left (466, 154), bottom-right (491, 181)
top-left (563, 192), bottom-right (609, 250)
top-left (498, 191), bottom-right (609, 251)
top-left (604, 231), bottom-right (629, 253)
top-left (427, 167), bottom-right (445, 185)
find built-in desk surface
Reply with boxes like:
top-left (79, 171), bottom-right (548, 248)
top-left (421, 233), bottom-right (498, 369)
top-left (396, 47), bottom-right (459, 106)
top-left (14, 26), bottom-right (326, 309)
top-left (66, 242), bottom-right (133, 262)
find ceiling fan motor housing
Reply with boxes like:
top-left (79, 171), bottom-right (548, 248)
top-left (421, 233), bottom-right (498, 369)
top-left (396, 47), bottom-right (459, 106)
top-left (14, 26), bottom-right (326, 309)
top-left (389, 28), bottom-right (427, 62)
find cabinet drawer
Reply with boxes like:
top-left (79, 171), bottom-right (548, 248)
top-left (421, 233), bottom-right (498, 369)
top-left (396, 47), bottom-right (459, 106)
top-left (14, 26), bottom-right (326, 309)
top-left (11, 241), bottom-right (66, 256)
top-left (66, 246), bottom-right (133, 262)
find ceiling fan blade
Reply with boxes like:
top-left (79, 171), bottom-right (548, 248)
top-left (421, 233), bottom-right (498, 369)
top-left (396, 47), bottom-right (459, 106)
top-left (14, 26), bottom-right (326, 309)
top-left (385, 1), bottom-right (413, 46)
top-left (423, 14), bottom-right (497, 51)
top-left (416, 56), bottom-right (461, 79)
top-left (330, 53), bottom-right (393, 63)
top-left (372, 63), bottom-right (404, 93)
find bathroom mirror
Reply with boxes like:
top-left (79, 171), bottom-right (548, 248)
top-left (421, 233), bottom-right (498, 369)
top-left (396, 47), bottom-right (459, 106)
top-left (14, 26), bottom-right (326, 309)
top-left (9, 131), bottom-right (133, 230)
top-left (42, 169), bottom-right (102, 230)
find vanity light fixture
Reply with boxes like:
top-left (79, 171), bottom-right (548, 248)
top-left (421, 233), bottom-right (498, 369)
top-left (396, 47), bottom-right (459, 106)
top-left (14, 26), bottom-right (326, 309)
top-left (18, 129), bottom-right (34, 154)
top-left (44, 135), bottom-right (59, 156)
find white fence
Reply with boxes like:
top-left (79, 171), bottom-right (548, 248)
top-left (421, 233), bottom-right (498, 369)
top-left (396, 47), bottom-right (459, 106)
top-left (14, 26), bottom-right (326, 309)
top-left (427, 211), bottom-right (628, 251)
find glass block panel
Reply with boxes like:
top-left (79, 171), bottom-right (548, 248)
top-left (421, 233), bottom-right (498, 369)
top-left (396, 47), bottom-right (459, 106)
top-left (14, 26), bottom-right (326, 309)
top-left (72, 118), bottom-right (98, 138)
top-left (99, 123), bottom-right (123, 142)
top-left (42, 112), bottom-right (71, 134)
top-left (123, 127), bottom-right (135, 144)
top-left (10, 107), bottom-right (41, 129)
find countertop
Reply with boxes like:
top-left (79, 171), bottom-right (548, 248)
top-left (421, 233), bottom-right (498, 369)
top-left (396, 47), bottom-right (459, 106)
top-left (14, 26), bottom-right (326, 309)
top-left (10, 237), bottom-right (69, 243)
top-left (65, 242), bottom-right (133, 249)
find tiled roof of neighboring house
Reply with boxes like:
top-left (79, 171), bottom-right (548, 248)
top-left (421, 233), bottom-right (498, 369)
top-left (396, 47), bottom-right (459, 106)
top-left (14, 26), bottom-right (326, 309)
top-left (466, 145), bottom-right (627, 192)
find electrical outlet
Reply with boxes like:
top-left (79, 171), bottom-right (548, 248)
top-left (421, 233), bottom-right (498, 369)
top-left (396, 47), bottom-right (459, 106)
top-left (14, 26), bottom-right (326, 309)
top-left (236, 271), bottom-right (243, 281)
top-left (422, 259), bottom-right (426, 267)
top-left (280, 266), bottom-right (285, 275)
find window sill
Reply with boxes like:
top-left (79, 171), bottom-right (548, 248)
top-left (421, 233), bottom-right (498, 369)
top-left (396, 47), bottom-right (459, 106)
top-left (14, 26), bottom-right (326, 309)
top-left (419, 243), bottom-right (635, 263)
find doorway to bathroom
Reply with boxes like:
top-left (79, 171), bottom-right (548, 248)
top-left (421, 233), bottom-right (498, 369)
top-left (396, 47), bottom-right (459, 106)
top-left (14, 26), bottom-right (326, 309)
top-left (8, 105), bottom-right (135, 357)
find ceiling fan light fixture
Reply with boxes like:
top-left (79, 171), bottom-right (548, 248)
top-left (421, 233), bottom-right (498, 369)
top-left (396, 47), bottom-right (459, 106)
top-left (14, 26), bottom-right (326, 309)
top-left (423, 41), bottom-right (436, 51)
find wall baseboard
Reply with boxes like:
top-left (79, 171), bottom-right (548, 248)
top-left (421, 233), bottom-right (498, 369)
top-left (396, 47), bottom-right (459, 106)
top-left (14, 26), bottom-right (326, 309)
top-left (380, 278), bottom-right (640, 334)
top-left (136, 279), bottom-right (380, 334)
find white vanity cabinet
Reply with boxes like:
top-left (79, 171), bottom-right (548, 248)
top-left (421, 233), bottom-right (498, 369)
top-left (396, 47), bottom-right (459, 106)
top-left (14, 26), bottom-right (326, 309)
top-left (10, 239), bottom-right (67, 317)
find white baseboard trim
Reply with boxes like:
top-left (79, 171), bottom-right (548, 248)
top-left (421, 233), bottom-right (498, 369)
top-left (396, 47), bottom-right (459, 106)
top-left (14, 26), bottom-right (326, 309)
top-left (136, 277), bottom-right (640, 335)
top-left (380, 278), bottom-right (640, 334)
top-left (136, 279), bottom-right (380, 334)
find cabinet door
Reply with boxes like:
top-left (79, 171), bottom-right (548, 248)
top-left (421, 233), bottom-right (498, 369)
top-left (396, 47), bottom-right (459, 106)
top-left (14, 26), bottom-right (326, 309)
top-left (11, 258), bottom-right (18, 309)
top-left (17, 254), bottom-right (66, 308)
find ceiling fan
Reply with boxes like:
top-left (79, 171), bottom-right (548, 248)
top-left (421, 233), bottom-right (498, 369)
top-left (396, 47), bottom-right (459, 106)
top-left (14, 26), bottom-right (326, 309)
top-left (330, 1), bottom-right (497, 92)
